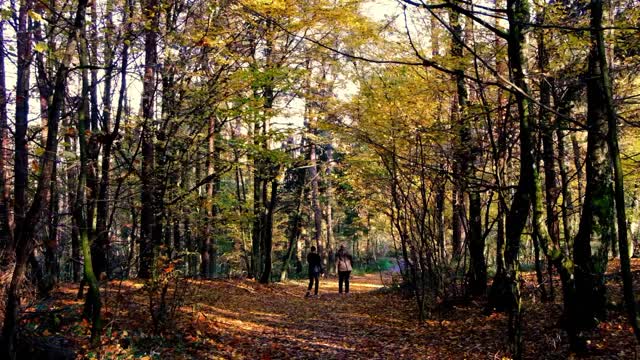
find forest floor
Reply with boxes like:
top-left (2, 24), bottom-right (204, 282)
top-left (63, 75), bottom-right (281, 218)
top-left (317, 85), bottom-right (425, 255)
top-left (10, 259), bottom-right (640, 359)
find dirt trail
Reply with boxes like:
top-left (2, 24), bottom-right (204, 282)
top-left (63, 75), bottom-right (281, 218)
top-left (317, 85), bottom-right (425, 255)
top-left (178, 273), bottom-right (508, 359)
top-left (187, 273), bottom-right (415, 359)
top-left (40, 268), bottom-right (638, 359)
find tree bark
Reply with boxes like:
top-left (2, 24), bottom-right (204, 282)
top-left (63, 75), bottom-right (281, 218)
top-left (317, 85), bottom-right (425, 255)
top-left (77, 9), bottom-right (102, 343)
top-left (573, 0), bottom-right (616, 326)
top-left (309, 141), bottom-right (323, 256)
top-left (139, 0), bottom-right (160, 279)
top-left (592, 0), bottom-right (640, 341)
top-left (449, 5), bottom-right (485, 296)
top-left (554, 85), bottom-right (580, 256)
top-left (0, 16), bottom-right (12, 254)
top-left (94, 0), bottom-right (129, 279)
top-left (488, 0), bottom-right (534, 356)
top-left (12, 0), bottom-right (34, 256)
top-left (281, 169), bottom-right (305, 281)
top-left (467, 192), bottom-right (486, 296)
top-left (260, 177), bottom-right (279, 283)
top-left (536, 14), bottom-right (558, 300)
top-left (325, 141), bottom-right (335, 270)
top-left (1, 0), bottom-right (89, 355)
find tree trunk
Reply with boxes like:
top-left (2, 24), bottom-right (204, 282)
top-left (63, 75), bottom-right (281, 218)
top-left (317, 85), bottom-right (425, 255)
top-left (233, 137), bottom-right (252, 274)
top-left (12, 0), bottom-right (34, 257)
top-left (65, 118), bottom-right (82, 282)
top-left (571, 134), bottom-right (584, 205)
top-left (451, 189), bottom-right (464, 258)
top-left (488, 0), bottom-right (534, 356)
top-left (1, 0), bottom-right (89, 355)
top-left (449, 6), bottom-right (485, 296)
top-left (44, 160), bottom-right (59, 294)
top-left (573, 1), bottom-right (616, 326)
top-left (309, 142), bottom-right (323, 257)
top-left (449, 8), bottom-right (465, 261)
top-left (203, 114), bottom-right (220, 278)
top-left (325, 141), bottom-right (335, 270)
top-left (493, 0), bottom-right (508, 280)
top-left (32, 3), bottom-right (59, 296)
top-left (139, 0), bottom-right (160, 279)
top-left (77, 10), bottom-right (102, 343)
top-left (536, 16), bottom-right (558, 300)
top-left (467, 191), bottom-right (486, 296)
top-left (435, 177), bottom-right (446, 264)
top-left (531, 225), bottom-right (548, 300)
top-left (0, 16), bottom-right (12, 255)
top-left (94, 0), bottom-right (128, 279)
top-left (592, 0), bottom-right (640, 341)
top-left (251, 116), bottom-right (263, 279)
top-left (281, 169), bottom-right (305, 281)
top-left (554, 85), bottom-right (580, 256)
top-left (260, 177), bottom-right (279, 283)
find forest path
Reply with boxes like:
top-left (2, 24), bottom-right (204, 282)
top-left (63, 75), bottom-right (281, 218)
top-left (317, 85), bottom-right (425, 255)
top-left (170, 272), bottom-right (511, 359)
top-left (45, 269), bottom-right (602, 359)
top-left (27, 262), bottom-right (640, 359)
top-left (185, 273), bottom-right (417, 359)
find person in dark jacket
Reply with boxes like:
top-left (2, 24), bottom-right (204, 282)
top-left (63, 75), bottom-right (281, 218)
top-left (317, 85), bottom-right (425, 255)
top-left (306, 246), bottom-right (323, 297)
top-left (335, 245), bottom-right (353, 294)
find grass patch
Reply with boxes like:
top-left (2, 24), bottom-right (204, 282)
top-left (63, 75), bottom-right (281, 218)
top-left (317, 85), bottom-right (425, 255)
top-left (352, 257), bottom-right (395, 275)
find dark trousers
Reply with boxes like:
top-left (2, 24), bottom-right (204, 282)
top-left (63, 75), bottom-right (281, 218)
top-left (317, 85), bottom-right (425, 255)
top-left (308, 273), bottom-right (319, 294)
top-left (338, 271), bottom-right (351, 293)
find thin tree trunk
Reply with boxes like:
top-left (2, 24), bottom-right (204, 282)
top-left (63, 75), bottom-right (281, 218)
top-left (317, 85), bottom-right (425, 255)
top-left (571, 134), bottom-right (584, 204)
top-left (260, 176), bottom-right (279, 283)
top-left (467, 191), bottom-right (486, 296)
top-left (309, 142), bottom-right (323, 254)
top-left (251, 115), bottom-right (262, 278)
top-left (573, 1), bottom-right (616, 326)
top-left (493, 0), bottom-right (508, 279)
top-left (0, 16), bottom-right (12, 255)
top-left (554, 84), bottom-right (580, 255)
top-left (536, 14), bottom-right (558, 300)
top-left (65, 118), bottom-right (82, 282)
top-left (256, 20), bottom-right (277, 283)
top-left (233, 137), bottom-right (251, 274)
top-left (139, 0), bottom-right (160, 279)
top-left (435, 177), bottom-right (446, 264)
top-left (32, 3), bottom-right (59, 295)
top-left (203, 115), bottom-right (220, 278)
top-left (77, 11), bottom-right (102, 343)
top-left (489, 0), bottom-right (534, 356)
top-left (281, 169), bottom-right (306, 281)
top-left (1, 0), bottom-right (89, 355)
top-left (531, 226), bottom-right (548, 300)
top-left (12, 0), bottom-right (34, 257)
top-left (325, 141), bottom-right (335, 270)
top-left (95, 0), bottom-right (129, 279)
top-left (449, 6), bottom-right (485, 296)
top-left (450, 7), bottom-right (464, 261)
top-left (592, 0), bottom-right (640, 341)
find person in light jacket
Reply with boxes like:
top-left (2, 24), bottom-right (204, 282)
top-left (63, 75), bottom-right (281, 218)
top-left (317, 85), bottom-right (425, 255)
top-left (335, 245), bottom-right (353, 294)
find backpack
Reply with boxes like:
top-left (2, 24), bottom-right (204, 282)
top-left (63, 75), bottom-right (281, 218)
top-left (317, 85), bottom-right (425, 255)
top-left (338, 255), bottom-right (352, 271)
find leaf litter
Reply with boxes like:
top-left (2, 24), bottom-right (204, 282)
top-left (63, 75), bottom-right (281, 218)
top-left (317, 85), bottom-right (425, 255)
top-left (17, 261), bottom-right (640, 359)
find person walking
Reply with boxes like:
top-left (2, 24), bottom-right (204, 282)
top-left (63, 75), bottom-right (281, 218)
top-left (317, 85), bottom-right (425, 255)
top-left (306, 246), bottom-right (323, 297)
top-left (335, 245), bottom-right (353, 294)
